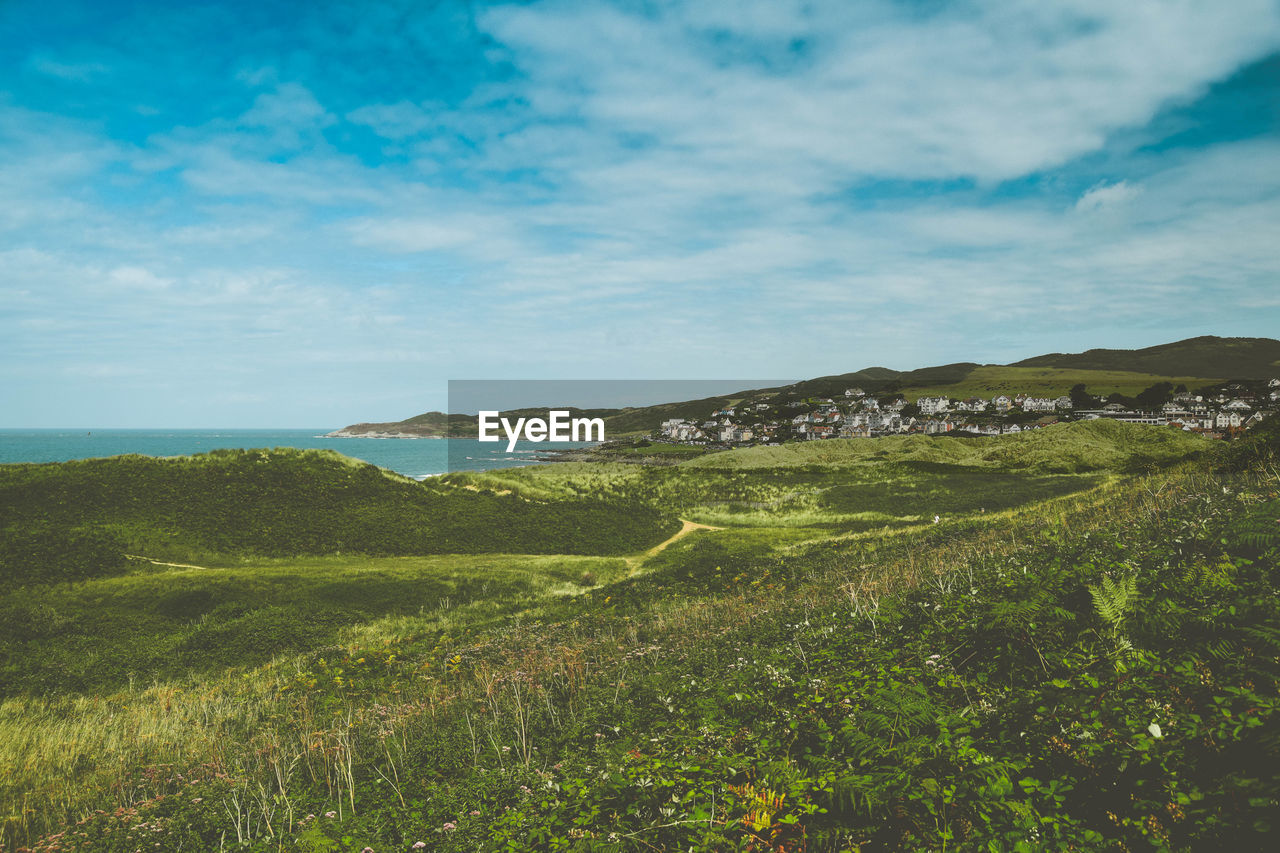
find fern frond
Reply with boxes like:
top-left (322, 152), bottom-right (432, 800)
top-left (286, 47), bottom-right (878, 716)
top-left (1088, 574), bottom-right (1136, 630)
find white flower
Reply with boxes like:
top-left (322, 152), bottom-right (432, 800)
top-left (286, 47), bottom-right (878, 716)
top-left (1148, 723), bottom-right (1163, 739)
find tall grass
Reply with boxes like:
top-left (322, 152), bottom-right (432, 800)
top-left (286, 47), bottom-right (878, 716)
top-left (0, 460), bottom-right (1223, 850)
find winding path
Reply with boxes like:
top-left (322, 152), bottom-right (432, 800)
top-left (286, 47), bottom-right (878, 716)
top-left (125, 554), bottom-right (212, 571)
top-left (625, 518), bottom-right (723, 572)
top-left (126, 520), bottom-right (721, 578)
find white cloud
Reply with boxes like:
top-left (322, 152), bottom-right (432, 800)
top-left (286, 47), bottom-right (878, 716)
top-left (108, 266), bottom-right (173, 291)
top-left (1075, 180), bottom-right (1141, 212)
top-left (480, 0), bottom-right (1280, 183)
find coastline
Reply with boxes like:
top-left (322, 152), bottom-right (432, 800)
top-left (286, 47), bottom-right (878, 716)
top-left (324, 430), bottom-right (445, 439)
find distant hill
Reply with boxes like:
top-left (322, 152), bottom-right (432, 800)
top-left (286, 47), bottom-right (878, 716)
top-left (1014, 335), bottom-right (1280, 378)
top-left (327, 411), bottom-right (460, 438)
top-left (329, 407), bottom-right (620, 439)
top-left (332, 335), bottom-right (1279, 437)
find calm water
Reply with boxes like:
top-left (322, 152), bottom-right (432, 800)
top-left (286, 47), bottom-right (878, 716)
top-left (0, 430), bottom-right (593, 479)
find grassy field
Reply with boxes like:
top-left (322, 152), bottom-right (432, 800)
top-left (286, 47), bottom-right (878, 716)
top-left (0, 553), bottom-right (629, 697)
top-left (0, 448), bottom-right (678, 566)
top-left (900, 365), bottom-right (1220, 401)
top-left (2, 421), bottom-right (1277, 851)
top-left (453, 421), bottom-right (1205, 530)
top-left (679, 418), bottom-right (1210, 471)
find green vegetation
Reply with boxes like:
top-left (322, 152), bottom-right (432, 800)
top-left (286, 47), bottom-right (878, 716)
top-left (901, 365), bottom-right (1219, 403)
top-left (0, 553), bottom-right (628, 697)
top-left (0, 448), bottom-right (677, 566)
top-left (0, 526), bottom-right (128, 586)
top-left (1014, 334), bottom-right (1280, 378)
top-left (679, 419), bottom-right (1209, 472)
top-left (592, 442), bottom-right (714, 459)
top-left (3, 420), bottom-right (1279, 851)
top-left (455, 422), bottom-right (1200, 530)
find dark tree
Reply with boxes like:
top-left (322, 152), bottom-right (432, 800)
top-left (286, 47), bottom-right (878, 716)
top-left (1069, 383), bottom-right (1099, 409)
top-left (1136, 382), bottom-right (1175, 410)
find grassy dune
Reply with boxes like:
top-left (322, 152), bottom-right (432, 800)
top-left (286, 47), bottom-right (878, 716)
top-left (0, 553), bottom-right (628, 697)
top-left (0, 448), bottom-right (678, 564)
top-left (4, 423), bottom-right (1279, 851)
top-left (455, 422), bottom-right (1200, 531)
top-left (681, 418), bottom-right (1210, 472)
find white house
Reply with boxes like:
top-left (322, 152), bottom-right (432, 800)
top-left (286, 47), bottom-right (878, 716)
top-left (918, 396), bottom-right (950, 415)
top-left (1215, 411), bottom-right (1244, 429)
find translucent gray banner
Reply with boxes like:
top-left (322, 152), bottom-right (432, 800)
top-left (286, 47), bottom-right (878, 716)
top-left (445, 379), bottom-right (793, 472)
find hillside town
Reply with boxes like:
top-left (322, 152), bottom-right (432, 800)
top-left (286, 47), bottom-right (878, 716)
top-left (656, 379), bottom-right (1280, 447)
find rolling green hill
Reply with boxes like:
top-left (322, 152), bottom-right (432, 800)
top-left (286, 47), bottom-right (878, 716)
top-left (1014, 334), bottom-right (1280, 378)
top-left (899, 365), bottom-right (1219, 402)
top-left (0, 448), bottom-right (678, 571)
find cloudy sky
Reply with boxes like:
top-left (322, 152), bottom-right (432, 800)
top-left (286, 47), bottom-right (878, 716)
top-left (3, 0), bottom-right (1280, 427)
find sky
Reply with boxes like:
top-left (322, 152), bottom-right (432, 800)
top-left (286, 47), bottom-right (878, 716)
top-left (2, 0), bottom-right (1280, 427)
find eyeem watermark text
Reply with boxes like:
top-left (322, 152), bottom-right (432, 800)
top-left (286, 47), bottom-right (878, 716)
top-left (478, 410), bottom-right (605, 452)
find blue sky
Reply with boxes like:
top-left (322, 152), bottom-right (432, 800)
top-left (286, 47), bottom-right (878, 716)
top-left (3, 0), bottom-right (1280, 427)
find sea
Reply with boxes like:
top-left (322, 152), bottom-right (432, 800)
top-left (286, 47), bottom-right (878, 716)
top-left (0, 430), bottom-right (595, 480)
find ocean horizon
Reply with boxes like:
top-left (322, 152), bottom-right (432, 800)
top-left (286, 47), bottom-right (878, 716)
top-left (0, 429), bottom-right (593, 479)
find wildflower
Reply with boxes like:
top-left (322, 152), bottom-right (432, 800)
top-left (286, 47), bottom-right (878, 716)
top-left (442, 821), bottom-right (457, 831)
top-left (1148, 723), bottom-right (1163, 739)
top-left (412, 844), bottom-right (427, 850)
top-left (361, 848), bottom-right (374, 853)
top-left (325, 811), bottom-right (337, 819)
top-left (469, 810), bottom-right (481, 816)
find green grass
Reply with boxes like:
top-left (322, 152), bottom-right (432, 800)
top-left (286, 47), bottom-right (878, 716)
top-left (0, 553), bottom-right (627, 697)
top-left (901, 365), bottom-right (1220, 401)
top-left (0, 448), bottom-right (678, 566)
top-left (5, 418), bottom-right (1269, 852)
top-left (816, 464), bottom-right (1103, 517)
top-left (597, 442), bottom-right (714, 459)
top-left (443, 423), bottom-right (1196, 532)
top-left (681, 419), bottom-right (1210, 472)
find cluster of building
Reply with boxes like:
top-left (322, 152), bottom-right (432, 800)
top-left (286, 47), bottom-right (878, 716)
top-left (656, 380), bottom-right (1280, 447)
